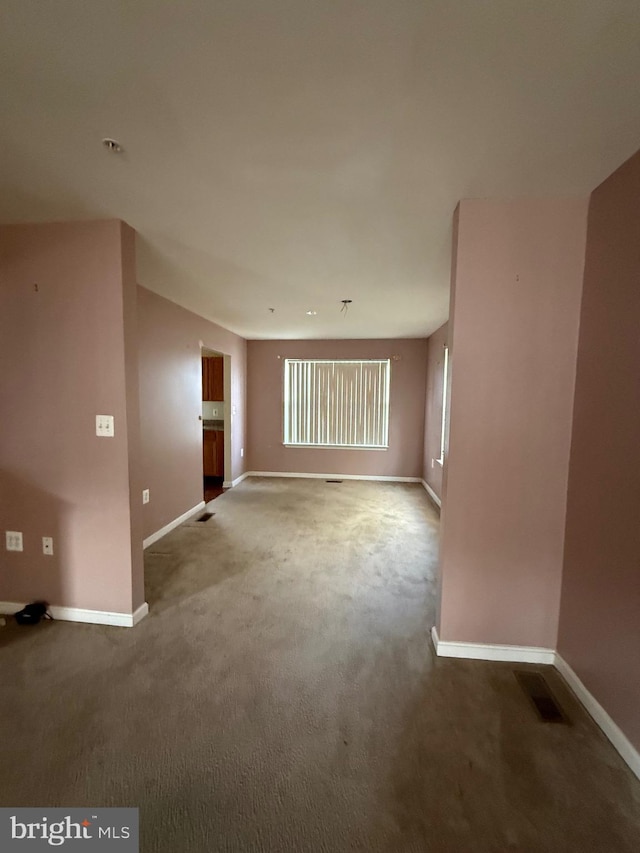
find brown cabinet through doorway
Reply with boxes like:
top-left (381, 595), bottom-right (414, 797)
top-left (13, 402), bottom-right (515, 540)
top-left (203, 429), bottom-right (224, 477)
top-left (202, 357), bottom-right (224, 401)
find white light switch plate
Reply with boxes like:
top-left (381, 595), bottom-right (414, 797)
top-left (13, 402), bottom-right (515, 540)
top-left (142, 489), bottom-right (150, 504)
top-left (96, 414), bottom-right (115, 437)
top-left (42, 536), bottom-right (54, 555)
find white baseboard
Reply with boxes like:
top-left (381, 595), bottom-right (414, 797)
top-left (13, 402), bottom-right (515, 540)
top-left (143, 501), bottom-right (205, 549)
top-left (554, 653), bottom-right (640, 782)
top-left (431, 626), bottom-right (556, 664)
top-left (244, 471), bottom-right (422, 483)
top-left (0, 601), bottom-right (149, 628)
top-left (421, 479), bottom-right (442, 508)
top-left (131, 602), bottom-right (149, 626)
top-left (223, 471), bottom-right (250, 488)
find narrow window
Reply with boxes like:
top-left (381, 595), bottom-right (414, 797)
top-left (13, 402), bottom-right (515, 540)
top-left (283, 359), bottom-right (390, 449)
top-left (438, 346), bottom-right (449, 464)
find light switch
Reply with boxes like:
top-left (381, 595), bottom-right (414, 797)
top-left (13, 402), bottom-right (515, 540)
top-left (96, 415), bottom-right (115, 437)
top-left (6, 531), bottom-right (23, 551)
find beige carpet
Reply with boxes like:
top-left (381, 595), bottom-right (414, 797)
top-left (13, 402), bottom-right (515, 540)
top-left (1, 478), bottom-right (639, 852)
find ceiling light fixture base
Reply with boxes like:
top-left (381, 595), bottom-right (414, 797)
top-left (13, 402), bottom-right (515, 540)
top-left (102, 137), bottom-right (123, 153)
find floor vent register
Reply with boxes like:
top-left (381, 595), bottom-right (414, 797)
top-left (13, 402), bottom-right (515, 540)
top-left (514, 671), bottom-right (568, 724)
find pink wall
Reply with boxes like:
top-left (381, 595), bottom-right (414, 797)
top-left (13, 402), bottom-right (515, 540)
top-left (558, 150), bottom-right (640, 751)
top-left (247, 339), bottom-right (428, 478)
top-left (422, 322), bottom-right (448, 498)
top-left (438, 199), bottom-right (588, 648)
top-left (0, 220), bottom-right (142, 614)
top-left (137, 288), bottom-right (247, 540)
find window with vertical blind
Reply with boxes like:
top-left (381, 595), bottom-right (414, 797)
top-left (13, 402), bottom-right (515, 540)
top-left (283, 359), bottom-right (390, 448)
top-left (437, 345), bottom-right (449, 464)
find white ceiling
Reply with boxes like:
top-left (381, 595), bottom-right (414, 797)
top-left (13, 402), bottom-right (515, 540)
top-left (1, 1), bottom-right (640, 340)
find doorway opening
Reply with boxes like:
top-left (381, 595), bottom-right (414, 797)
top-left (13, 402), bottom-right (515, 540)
top-left (201, 347), bottom-right (230, 502)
